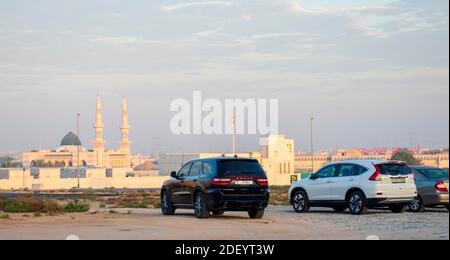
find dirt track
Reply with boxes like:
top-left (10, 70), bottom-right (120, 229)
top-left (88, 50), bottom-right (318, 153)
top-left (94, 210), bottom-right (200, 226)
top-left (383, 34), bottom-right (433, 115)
top-left (0, 206), bottom-right (448, 240)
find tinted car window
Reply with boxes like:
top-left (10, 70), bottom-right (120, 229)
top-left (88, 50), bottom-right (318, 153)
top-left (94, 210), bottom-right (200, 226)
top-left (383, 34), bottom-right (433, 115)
top-left (218, 160), bottom-right (266, 178)
top-left (189, 162), bottom-right (202, 176)
top-left (203, 162), bottom-right (214, 175)
top-left (337, 164), bottom-right (357, 177)
top-left (315, 165), bottom-right (336, 178)
top-left (178, 163), bottom-right (192, 177)
top-left (378, 164), bottom-right (411, 175)
top-left (418, 169), bottom-right (449, 180)
top-left (336, 165), bottom-right (368, 177)
top-left (357, 165), bottom-right (368, 175)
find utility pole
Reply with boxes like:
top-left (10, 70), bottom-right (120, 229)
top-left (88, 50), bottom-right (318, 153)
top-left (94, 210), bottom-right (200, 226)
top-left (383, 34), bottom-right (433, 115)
top-left (77, 113), bottom-right (81, 189)
top-left (310, 117), bottom-right (315, 174)
top-left (22, 168), bottom-right (25, 190)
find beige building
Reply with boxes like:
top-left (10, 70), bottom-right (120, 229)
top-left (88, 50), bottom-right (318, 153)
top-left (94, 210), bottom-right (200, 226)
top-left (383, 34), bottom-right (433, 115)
top-left (159, 135), bottom-right (296, 186)
top-left (295, 151), bottom-right (450, 174)
top-left (22, 96), bottom-right (132, 169)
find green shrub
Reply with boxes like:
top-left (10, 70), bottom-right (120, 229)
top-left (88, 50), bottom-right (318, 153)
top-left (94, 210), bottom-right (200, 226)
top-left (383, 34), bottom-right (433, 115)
top-left (152, 200), bottom-right (161, 209)
top-left (1, 197), bottom-right (62, 214)
top-left (269, 186), bottom-right (290, 206)
top-left (64, 201), bottom-right (90, 213)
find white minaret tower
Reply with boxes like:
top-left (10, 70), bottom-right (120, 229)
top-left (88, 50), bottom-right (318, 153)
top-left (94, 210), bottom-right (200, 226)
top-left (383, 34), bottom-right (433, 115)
top-left (92, 96), bottom-right (106, 167)
top-left (119, 97), bottom-right (131, 154)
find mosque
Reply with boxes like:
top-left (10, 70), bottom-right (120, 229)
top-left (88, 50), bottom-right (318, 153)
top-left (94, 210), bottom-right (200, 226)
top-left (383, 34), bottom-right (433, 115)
top-left (21, 96), bottom-right (132, 169)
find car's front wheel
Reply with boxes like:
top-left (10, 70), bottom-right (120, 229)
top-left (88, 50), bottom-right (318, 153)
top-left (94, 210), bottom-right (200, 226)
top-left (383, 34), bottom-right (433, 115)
top-left (347, 191), bottom-right (368, 215)
top-left (194, 193), bottom-right (210, 219)
top-left (292, 190), bottom-right (310, 213)
top-left (161, 190), bottom-right (176, 216)
top-left (248, 209), bottom-right (265, 219)
top-left (389, 204), bottom-right (408, 213)
top-left (409, 197), bottom-right (426, 213)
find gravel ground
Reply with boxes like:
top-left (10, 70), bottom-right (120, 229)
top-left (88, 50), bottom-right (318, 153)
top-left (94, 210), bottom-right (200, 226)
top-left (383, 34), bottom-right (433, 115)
top-left (0, 206), bottom-right (448, 240)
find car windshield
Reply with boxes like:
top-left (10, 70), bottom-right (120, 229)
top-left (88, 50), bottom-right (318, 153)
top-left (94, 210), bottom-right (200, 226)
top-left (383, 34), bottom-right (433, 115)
top-left (418, 168), bottom-right (449, 180)
top-left (218, 160), bottom-right (266, 178)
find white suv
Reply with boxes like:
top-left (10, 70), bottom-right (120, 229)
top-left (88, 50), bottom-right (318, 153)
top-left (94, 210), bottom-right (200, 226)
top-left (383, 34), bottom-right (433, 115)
top-left (289, 160), bottom-right (418, 215)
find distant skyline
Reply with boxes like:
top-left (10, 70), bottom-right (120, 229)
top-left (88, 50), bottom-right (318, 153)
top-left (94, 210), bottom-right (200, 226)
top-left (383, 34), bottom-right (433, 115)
top-left (0, 0), bottom-right (449, 155)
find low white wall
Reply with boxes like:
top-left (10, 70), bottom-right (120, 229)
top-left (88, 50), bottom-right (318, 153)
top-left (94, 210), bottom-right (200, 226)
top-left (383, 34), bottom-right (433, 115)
top-left (0, 168), bottom-right (169, 191)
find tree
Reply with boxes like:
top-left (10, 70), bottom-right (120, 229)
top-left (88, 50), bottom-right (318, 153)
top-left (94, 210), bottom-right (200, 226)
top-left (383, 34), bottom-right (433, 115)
top-left (391, 149), bottom-right (421, 165)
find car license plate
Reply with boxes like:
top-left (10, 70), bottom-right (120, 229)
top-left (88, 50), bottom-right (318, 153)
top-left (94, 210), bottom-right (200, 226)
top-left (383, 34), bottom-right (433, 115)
top-left (234, 180), bottom-right (254, 185)
top-left (391, 178), bottom-right (406, 184)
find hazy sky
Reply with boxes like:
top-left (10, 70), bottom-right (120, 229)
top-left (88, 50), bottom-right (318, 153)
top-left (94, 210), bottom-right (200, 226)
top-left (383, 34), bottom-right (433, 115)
top-left (0, 0), bottom-right (449, 155)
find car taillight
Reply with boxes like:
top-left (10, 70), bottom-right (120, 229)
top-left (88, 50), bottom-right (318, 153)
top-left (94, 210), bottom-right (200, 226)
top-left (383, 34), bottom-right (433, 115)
top-left (211, 178), bottom-right (232, 186)
top-left (435, 181), bottom-right (448, 193)
top-left (369, 165), bottom-right (383, 181)
top-left (256, 179), bottom-right (269, 187)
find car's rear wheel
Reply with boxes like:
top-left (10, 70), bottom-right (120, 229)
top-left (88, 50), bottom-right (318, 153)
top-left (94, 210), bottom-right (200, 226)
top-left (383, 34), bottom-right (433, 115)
top-left (248, 209), bottom-right (265, 219)
top-left (161, 190), bottom-right (176, 216)
top-left (292, 190), bottom-right (310, 213)
top-left (347, 191), bottom-right (368, 215)
top-left (409, 197), bottom-right (426, 213)
top-left (194, 193), bottom-right (210, 219)
top-left (389, 204), bottom-right (408, 213)
top-left (332, 206), bottom-right (347, 213)
top-left (212, 210), bottom-right (224, 216)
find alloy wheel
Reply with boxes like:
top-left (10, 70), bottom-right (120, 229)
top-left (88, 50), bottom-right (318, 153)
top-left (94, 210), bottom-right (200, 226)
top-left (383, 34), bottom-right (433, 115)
top-left (162, 192), bottom-right (169, 213)
top-left (410, 197), bottom-right (421, 211)
top-left (293, 193), bottom-right (305, 212)
top-left (195, 195), bottom-right (203, 216)
top-left (349, 194), bottom-right (363, 213)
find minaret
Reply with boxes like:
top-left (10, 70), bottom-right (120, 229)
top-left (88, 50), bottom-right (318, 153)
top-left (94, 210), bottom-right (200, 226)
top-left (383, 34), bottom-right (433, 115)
top-left (92, 96), bottom-right (106, 167)
top-left (119, 97), bottom-right (131, 154)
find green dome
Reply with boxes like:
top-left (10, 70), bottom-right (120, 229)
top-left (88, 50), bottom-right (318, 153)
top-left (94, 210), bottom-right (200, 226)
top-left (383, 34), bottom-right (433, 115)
top-left (60, 132), bottom-right (82, 146)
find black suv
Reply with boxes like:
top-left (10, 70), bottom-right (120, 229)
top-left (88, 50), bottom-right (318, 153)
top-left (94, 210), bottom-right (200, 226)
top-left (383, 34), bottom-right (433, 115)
top-left (161, 158), bottom-right (270, 219)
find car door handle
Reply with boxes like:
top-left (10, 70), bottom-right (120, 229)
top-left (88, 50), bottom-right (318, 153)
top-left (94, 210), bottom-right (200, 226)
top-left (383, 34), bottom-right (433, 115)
top-left (326, 180), bottom-right (333, 184)
top-left (349, 179), bottom-right (355, 182)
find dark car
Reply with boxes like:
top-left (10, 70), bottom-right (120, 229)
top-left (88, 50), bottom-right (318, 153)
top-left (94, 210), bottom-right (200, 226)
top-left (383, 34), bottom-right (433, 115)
top-left (409, 166), bottom-right (449, 212)
top-left (160, 158), bottom-right (270, 219)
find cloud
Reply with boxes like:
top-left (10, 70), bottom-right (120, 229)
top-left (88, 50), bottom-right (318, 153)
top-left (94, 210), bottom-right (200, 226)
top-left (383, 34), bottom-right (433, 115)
top-left (240, 15), bottom-right (253, 21)
top-left (251, 32), bottom-right (311, 40)
top-left (284, 0), bottom-right (392, 15)
top-left (89, 36), bottom-right (170, 45)
top-left (162, 1), bottom-right (234, 11)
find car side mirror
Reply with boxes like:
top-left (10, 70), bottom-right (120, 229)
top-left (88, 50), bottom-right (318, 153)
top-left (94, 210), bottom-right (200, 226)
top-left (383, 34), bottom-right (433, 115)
top-left (310, 174), bottom-right (319, 180)
top-left (170, 171), bottom-right (178, 179)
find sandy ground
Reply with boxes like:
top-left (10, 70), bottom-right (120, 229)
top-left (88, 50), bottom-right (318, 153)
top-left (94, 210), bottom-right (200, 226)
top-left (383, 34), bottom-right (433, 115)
top-left (0, 206), bottom-right (448, 240)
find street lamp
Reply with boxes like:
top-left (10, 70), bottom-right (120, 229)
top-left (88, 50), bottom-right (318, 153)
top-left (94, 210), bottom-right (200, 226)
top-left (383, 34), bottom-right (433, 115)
top-left (77, 113), bottom-right (81, 189)
top-left (310, 117), bottom-right (315, 174)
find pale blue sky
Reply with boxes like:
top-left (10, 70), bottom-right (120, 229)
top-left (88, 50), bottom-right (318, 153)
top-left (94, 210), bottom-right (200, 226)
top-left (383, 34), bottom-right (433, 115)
top-left (0, 0), bottom-right (448, 154)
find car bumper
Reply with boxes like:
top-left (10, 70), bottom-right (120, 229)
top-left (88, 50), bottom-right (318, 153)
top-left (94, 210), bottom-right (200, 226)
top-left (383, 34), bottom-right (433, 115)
top-left (422, 193), bottom-right (449, 207)
top-left (205, 189), bottom-right (269, 211)
top-left (367, 197), bottom-right (415, 207)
